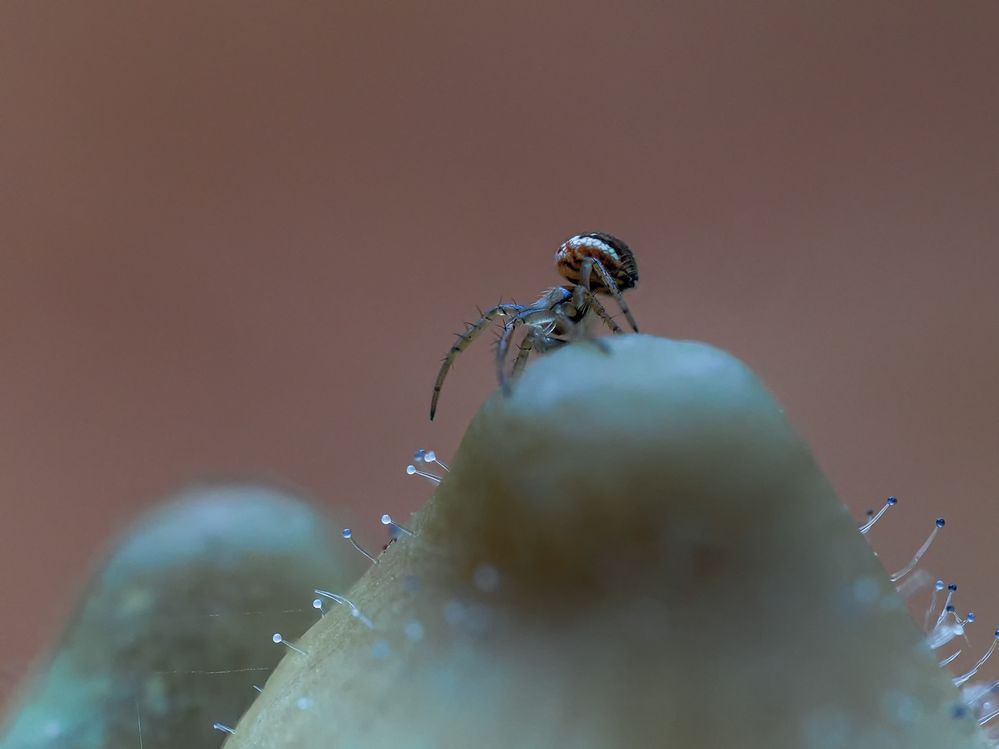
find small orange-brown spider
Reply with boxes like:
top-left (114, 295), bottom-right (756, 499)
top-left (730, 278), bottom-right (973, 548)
top-left (429, 232), bottom-right (639, 420)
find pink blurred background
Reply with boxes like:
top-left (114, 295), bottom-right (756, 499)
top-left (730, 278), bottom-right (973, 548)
top-left (2, 1), bottom-right (998, 702)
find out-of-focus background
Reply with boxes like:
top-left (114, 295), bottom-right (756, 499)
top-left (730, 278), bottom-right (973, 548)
top-left (1, 1), bottom-right (997, 703)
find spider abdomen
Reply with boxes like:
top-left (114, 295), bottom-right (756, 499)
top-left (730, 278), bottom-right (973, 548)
top-left (554, 232), bottom-right (639, 292)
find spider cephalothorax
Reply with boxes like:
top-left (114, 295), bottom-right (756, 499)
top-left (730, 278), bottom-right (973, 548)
top-left (429, 232), bottom-right (639, 420)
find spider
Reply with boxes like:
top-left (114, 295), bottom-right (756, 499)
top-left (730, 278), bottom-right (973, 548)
top-left (429, 232), bottom-right (639, 420)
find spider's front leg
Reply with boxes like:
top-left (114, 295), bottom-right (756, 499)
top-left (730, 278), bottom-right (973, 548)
top-left (430, 302), bottom-right (524, 420)
top-left (496, 306), bottom-right (573, 396)
top-left (511, 326), bottom-right (566, 378)
top-left (578, 257), bottom-right (640, 333)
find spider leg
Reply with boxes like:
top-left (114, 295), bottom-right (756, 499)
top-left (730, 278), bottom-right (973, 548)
top-left (578, 258), bottom-right (640, 333)
top-left (555, 300), bottom-right (610, 354)
top-left (559, 285), bottom-right (614, 354)
top-left (511, 327), bottom-right (572, 377)
top-left (580, 289), bottom-right (624, 334)
top-left (511, 327), bottom-right (539, 377)
top-left (535, 333), bottom-right (569, 353)
top-left (496, 318), bottom-right (528, 396)
top-left (430, 302), bottom-right (524, 420)
top-left (496, 307), bottom-right (561, 396)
